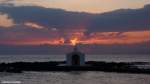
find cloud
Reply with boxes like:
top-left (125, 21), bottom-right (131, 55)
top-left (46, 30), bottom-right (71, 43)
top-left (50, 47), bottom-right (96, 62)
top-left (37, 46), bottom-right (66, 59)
top-left (0, 13), bottom-right (15, 28)
top-left (0, 27), bottom-right (150, 45)
top-left (0, 5), bottom-right (150, 45)
top-left (24, 22), bottom-right (44, 29)
top-left (0, 4), bottom-right (150, 32)
top-left (79, 30), bottom-right (150, 45)
top-left (0, 5), bottom-right (91, 30)
top-left (88, 5), bottom-right (150, 32)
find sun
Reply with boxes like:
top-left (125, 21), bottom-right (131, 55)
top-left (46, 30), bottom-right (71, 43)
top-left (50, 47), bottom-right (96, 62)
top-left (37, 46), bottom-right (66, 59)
top-left (70, 38), bottom-right (78, 46)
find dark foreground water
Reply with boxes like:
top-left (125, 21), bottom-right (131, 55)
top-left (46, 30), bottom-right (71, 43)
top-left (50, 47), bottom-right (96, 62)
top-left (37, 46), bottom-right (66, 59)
top-left (0, 71), bottom-right (150, 84)
top-left (0, 55), bottom-right (150, 84)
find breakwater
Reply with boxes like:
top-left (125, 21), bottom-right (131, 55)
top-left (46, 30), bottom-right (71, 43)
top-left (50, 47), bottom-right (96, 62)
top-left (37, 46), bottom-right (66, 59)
top-left (0, 61), bottom-right (150, 74)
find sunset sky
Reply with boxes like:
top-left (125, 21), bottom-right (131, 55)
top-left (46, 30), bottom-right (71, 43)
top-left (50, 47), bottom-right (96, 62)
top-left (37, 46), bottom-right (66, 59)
top-left (0, 0), bottom-right (150, 54)
top-left (1, 0), bottom-right (150, 13)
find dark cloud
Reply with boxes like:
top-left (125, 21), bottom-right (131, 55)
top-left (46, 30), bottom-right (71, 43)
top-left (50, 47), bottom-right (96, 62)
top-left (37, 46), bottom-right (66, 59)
top-left (0, 5), bottom-right (91, 29)
top-left (88, 6), bottom-right (150, 32)
top-left (0, 4), bottom-right (150, 32)
top-left (0, 25), bottom-right (61, 42)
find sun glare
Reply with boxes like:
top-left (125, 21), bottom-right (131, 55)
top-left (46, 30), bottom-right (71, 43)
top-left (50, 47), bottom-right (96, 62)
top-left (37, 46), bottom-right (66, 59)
top-left (70, 38), bottom-right (78, 46)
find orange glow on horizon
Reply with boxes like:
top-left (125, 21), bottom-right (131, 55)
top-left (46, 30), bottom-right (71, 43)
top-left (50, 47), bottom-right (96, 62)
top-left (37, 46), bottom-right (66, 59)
top-left (70, 37), bottom-right (78, 46)
top-left (0, 30), bottom-right (150, 45)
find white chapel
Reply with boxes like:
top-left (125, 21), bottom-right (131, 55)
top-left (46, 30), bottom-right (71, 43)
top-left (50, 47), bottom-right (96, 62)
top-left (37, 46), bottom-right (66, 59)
top-left (66, 45), bottom-right (85, 66)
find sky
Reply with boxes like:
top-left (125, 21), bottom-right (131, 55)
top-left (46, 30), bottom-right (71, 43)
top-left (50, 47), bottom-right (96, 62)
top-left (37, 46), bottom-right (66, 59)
top-left (0, 0), bottom-right (150, 54)
top-left (1, 0), bottom-right (150, 13)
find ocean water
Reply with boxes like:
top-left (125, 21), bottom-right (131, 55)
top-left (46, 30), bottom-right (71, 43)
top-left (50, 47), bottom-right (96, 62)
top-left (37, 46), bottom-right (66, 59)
top-left (0, 71), bottom-right (150, 84)
top-left (0, 55), bottom-right (150, 84)
top-left (0, 54), bottom-right (150, 63)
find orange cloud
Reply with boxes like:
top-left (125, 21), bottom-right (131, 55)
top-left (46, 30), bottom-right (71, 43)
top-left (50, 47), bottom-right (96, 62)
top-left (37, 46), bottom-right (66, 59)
top-left (0, 13), bottom-right (15, 28)
top-left (78, 30), bottom-right (150, 45)
top-left (0, 28), bottom-right (150, 45)
top-left (24, 22), bottom-right (44, 29)
top-left (0, 37), bottom-right (65, 45)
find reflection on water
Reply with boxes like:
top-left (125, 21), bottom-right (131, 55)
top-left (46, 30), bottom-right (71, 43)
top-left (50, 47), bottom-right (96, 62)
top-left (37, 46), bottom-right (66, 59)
top-left (0, 71), bottom-right (150, 84)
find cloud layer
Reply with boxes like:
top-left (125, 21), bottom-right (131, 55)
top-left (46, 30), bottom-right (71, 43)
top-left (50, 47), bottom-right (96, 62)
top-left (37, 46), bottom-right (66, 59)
top-left (0, 4), bottom-right (150, 45)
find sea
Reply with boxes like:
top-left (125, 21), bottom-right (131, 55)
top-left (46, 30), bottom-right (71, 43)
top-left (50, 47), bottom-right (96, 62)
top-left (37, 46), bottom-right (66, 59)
top-left (0, 54), bottom-right (150, 84)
